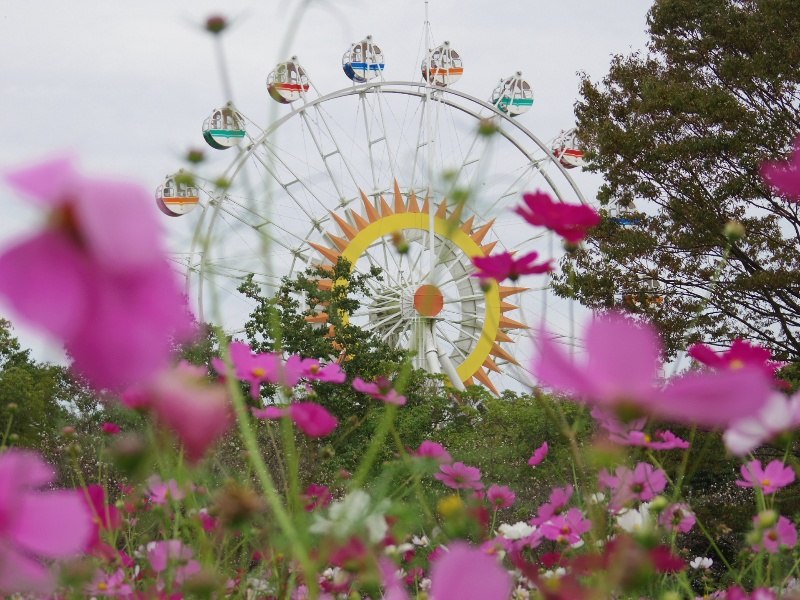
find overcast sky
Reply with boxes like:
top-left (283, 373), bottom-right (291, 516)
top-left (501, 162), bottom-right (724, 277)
top-left (0, 0), bottom-right (652, 363)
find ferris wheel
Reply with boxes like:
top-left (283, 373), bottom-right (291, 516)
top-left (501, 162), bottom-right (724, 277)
top-left (158, 35), bottom-right (588, 394)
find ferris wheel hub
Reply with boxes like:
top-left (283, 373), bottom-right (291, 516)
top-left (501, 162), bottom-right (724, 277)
top-left (413, 284), bottom-right (444, 317)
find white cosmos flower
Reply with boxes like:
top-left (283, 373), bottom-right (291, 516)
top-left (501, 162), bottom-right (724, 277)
top-left (498, 521), bottom-right (536, 540)
top-left (690, 556), bottom-right (713, 569)
top-left (724, 392), bottom-right (800, 456)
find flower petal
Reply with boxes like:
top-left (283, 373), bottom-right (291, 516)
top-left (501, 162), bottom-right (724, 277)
top-left (4, 156), bottom-right (77, 207)
top-left (13, 491), bottom-right (92, 558)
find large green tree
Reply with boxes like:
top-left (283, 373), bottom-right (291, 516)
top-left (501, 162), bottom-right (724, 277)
top-left (563, 0), bottom-right (800, 359)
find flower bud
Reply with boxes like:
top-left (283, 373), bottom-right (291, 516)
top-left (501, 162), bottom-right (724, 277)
top-left (478, 118), bottom-right (499, 136)
top-left (205, 15), bottom-right (227, 34)
top-left (62, 426), bottom-right (76, 437)
top-left (649, 496), bottom-right (669, 513)
top-left (724, 220), bottom-right (745, 242)
top-left (757, 509), bottom-right (778, 529)
top-left (186, 148), bottom-right (205, 164)
top-left (391, 231), bottom-right (409, 254)
top-left (6, 402), bottom-right (18, 413)
top-left (8, 433), bottom-right (19, 443)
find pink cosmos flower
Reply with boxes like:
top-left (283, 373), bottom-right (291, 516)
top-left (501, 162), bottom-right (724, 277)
top-left (753, 515), bottom-right (797, 553)
top-left (81, 484), bottom-right (121, 552)
top-left (0, 157), bottom-right (194, 390)
top-left (689, 339), bottom-right (786, 385)
top-left (146, 540), bottom-right (201, 584)
top-left (252, 401), bottom-right (338, 438)
top-left (86, 569), bottom-right (133, 597)
top-left (414, 440), bottom-right (453, 463)
top-left (429, 542), bottom-right (512, 600)
top-left (352, 376), bottom-right (407, 405)
top-left (101, 422), bottom-right (121, 435)
top-left (760, 137), bottom-right (800, 202)
top-left (514, 190), bottom-right (601, 244)
top-left (533, 312), bottom-right (772, 427)
top-left (471, 251), bottom-right (553, 283)
top-left (727, 586), bottom-right (777, 600)
top-left (301, 484), bottom-right (332, 512)
top-left (531, 485), bottom-right (574, 526)
top-left (724, 392), bottom-right (800, 456)
top-left (138, 361), bottom-right (232, 462)
top-left (0, 450), bottom-right (93, 595)
top-left (599, 463), bottom-right (667, 510)
top-left (540, 507), bottom-right (592, 544)
top-left (299, 358), bottom-right (347, 383)
top-left (591, 407), bottom-right (688, 450)
top-left (435, 462), bottom-right (484, 490)
top-left (658, 503), bottom-right (696, 533)
top-left (487, 484), bottom-right (516, 509)
top-left (528, 441), bottom-right (549, 466)
top-left (736, 460), bottom-right (795, 495)
top-left (146, 476), bottom-right (186, 505)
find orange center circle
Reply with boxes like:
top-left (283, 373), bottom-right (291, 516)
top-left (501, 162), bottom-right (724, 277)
top-left (413, 284), bottom-right (444, 317)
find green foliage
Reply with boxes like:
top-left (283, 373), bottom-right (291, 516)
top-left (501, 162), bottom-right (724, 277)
top-left (565, 0), bottom-right (800, 360)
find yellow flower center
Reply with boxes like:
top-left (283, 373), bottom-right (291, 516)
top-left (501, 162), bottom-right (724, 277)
top-left (252, 367), bottom-right (265, 377)
top-left (730, 359), bottom-right (744, 370)
top-left (643, 434), bottom-right (652, 443)
top-left (97, 583), bottom-right (108, 591)
top-left (762, 479), bottom-right (772, 487)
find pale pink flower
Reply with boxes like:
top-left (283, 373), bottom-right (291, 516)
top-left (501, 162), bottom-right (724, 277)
top-left (528, 441), bottom-right (549, 466)
top-left (727, 586), bottom-right (777, 600)
top-left (299, 358), bottom-right (347, 383)
top-left (146, 540), bottom-right (201, 584)
top-left (736, 460), bottom-right (795, 495)
top-left (146, 476), bottom-right (185, 505)
top-left (86, 569), bottom-right (133, 597)
top-left (435, 462), bottom-right (483, 490)
top-left (724, 392), bottom-right (800, 456)
top-left (487, 484), bottom-right (516, 509)
top-left (471, 251), bottom-right (553, 283)
top-left (0, 450), bottom-right (93, 595)
top-left (252, 402), bottom-right (338, 438)
top-left (760, 137), bottom-right (800, 202)
top-left (515, 190), bottom-right (601, 244)
top-left (414, 440), bottom-right (452, 463)
top-left (592, 407), bottom-right (688, 449)
top-left (540, 507), bottom-right (591, 544)
top-left (753, 515), bottom-right (797, 553)
top-left (533, 313), bottom-right (772, 427)
top-left (353, 376), bottom-right (407, 405)
top-left (600, 463), bottom-right (667, 509)
top-left (429, 542), bottom-right (512, 600)
top-left (137, 361), bottom-right (232, 462)
top-left (658, 503), bottom-right (696, 533)
top-left (0, 157), bottom-right (194, 390)
top-left (380, 558), bottom-right (410, 600)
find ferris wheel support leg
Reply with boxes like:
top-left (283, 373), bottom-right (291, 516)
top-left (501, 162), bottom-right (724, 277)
top-left (436, 340), bottom-right (466, 392)
top-left (423, 321), bottom-right (442, 375)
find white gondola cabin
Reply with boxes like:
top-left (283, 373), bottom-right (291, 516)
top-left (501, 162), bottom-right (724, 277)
top-left (421, 41), bottom-right (463, 87)
top-left (202, 103), bottom-right (246, 150)
top-left (343, 35), bottom-right (385, 82)
top-left (267, 57), bottom-right (310, 104)
top-left (156, 172), bottom-right (199, 217)
top-left (609, 200), bottom-right (642, 226)
top-left (552, 129), bottom-right (585, 169)
top-left (490, 72), bottom-right (533, 117)
top-left (624, 275), bottom-right (664, 307)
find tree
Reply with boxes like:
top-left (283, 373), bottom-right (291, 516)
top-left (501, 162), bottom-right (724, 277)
top-left (563, 0), bottom-right (800, 360)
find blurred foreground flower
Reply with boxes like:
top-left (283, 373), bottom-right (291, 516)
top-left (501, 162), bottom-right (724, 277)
top-left (760, 137), bottom-right (800, 202)
top-left (0, 450), bottom-right (93, 595)
top-left (471, 250), bottom-right (553, 283)
top-left (514, 190), bottom-right (600, 244)
top-left (533, 312), bottom-right (772, 427)
top-left (123, 362), bottom-right (232, 462)
top-left (0, 157), bottom-right (194, 389)
top-left (724, 392), bottom-right (800, 456)
top-left (430, 543), bottom-right (512, 600)
top-left (252, 401), bottom-right (338, 437)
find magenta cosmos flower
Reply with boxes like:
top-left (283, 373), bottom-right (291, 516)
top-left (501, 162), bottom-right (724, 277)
top-left (736, 460), bottom-right (795, 495)
top-left (528, 441), bottom-right (549, 466)
top-left (252, 401), bottom-right (338, 438)
top-left (753, 515), bottom-right (797, 553)
top-left (414, 440), bottom-right (453, 463)
top-left (659, 503), bottom-right (696, 533)
top-left (689, 339), bottom-right (786, 385)
top-left (0, 450), bottom-right (93, 595)
top-left (429, 543), bottom-right (512, 600)
top-left (487, 484), bottom-right (516, 509)
top-left (435, 462), bottom-right (484, 490)
top-left (0, 158), bottom-right (194, 389)
top-left (533, 312), bottom-right (772, 427)
top-left (352, 376), bottom-right (407, 405)
top-left (761, 137), bottom-right (800, 202)
top-left (514, 190), bottom-right (601, 244)
top-left (540, 507), bottom-right (592, 544)
top-left (599, 463), bottom-right (667, 510)
top-left (471, 251), bottom-right (553, 283)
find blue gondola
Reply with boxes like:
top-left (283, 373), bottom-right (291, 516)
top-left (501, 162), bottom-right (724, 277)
top-left (343, 35), bottom-right (385, 82)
